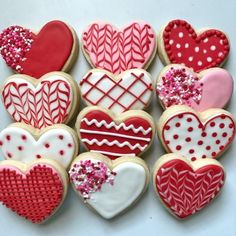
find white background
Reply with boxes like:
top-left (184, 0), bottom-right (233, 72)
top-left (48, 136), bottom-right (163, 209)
top-left (0, 0), bottom-right (235, 235)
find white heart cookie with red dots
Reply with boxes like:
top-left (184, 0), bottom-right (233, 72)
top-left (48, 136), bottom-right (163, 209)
top-left (0, 123), bottom-right (79, 169)
top-left (69, 152), bottom-right (149, 219)
top-left (157, 105), bottom-right (235, 161)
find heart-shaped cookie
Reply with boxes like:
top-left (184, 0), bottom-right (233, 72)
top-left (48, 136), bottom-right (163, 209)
top-left (69, 152), bottom-right (149, 219)
top-left (158, 105), bottom-right (235, 161)
top-left (76, 106), bottom-right (155, 159)
top-left (82, 21), bottom-right (156, 74)
top-left (158, 19), bottom-right (230, 72)
top-left (80, 69), bottom-right (153, 113)
top-left (0, 123), bottom-right (79, 168)
top-left (153, 154), bottom-right (225, 218)
top-left (0, 20), bottom-right (78, 78)
top-left (0, 159), bottom-right (68, 223)
top-left (156, 65), bottom-right (233, 111)
top-left (1, 72), bottom-right (79, 129)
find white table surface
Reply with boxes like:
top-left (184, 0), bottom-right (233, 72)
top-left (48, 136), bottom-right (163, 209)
top-left (0, 0), bottom-right (235, 235)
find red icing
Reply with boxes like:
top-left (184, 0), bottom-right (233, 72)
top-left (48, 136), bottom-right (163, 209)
top-left (155, 158), bottom-right (225, 218)
top-left (162, 19), bottom-right (230, 72)
top-left (0, 164), bottom-right (64, 223)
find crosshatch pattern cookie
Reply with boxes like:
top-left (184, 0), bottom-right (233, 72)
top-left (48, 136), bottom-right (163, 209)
top-left (82, 21), bottom-right (156, 74)
top-left (157, 105), bottom-right (235, 161)
top-left (69, 152), bottom-right (150, 219)
top-left (76, 106), bottom-right (155, 159)
top-left (80, 69), bottom-right (153, 113)
top-left (153, 154), bottom-right (225, 218)
top-left (0, 20), bottom-right (79, 78)
top-left (158, 19), bottom-right (230, 72)
top-left (156, 65), bottom-right (233, 111)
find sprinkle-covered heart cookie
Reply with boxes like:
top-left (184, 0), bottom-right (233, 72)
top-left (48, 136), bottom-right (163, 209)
top-left (158, 19), bottom-right (230, 72)
top-left (76, 106), bottom-right (155, 159)
top-left (156, 65), bottom-right (233, 111)
top-left (153, 154), bottom-right (225, 218)
top-left (0, 159), bottom-right (68, 223)
top-left (69, 152), bottom-right (149, 219)
top-left (157, 105), bottom-right (235, 161)
top-left (1, 72), bottom-right (80, 129)
top-left (82, 21), bottom-right (156, 74)
top-left (0, 123), bottom-right (79, 168)
top-left (0, 20), bottom-right (78, 78)
top-left (80, 69), bottom-right (153, 113)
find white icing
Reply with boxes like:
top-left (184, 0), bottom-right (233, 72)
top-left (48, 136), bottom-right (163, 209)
top-left (195, 46), bottom-right (199, 52)
top-left (211, 45), bottom-right (216, 51)
top-left (207, 57), bottom-right (212, 62)
top-left (176, 44), bottom-right (181, 48)
top-left (0, 126), bottom-right (76, 168)
top-left (178, 32), bottom-right (183, 38)
top-left (185, 43), bottom-right (189, 48)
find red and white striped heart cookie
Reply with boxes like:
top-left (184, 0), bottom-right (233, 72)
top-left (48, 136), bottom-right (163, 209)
top-left (76, 106), bottom-right (155, 159)
top-left (153, 154), bottom-right (225, 218)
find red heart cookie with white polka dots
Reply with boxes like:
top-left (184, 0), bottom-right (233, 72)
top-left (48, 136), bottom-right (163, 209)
top-left (158, 105), bottom-right (235, 161)
top-left (158, 19), bottom-right (230, 72)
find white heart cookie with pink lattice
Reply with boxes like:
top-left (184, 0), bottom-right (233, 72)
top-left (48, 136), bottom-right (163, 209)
top-left (157, 105), bottom-right (235, 161)
top-left (80, 69), bottom-right (153, 113)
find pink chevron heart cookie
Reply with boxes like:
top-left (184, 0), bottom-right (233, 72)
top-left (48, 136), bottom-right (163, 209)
top-left (156, 65), bottom-right (233, 111)
top-left (1, 72), bottom-right (79, 129)
top-left (76, 106), bottom-right (155, 159)
top-left (158, 105), bottom-right (235, 161)
top-left (80, 69), bottom-right (153, 113)
top-left (153, 154), bottom-right (225, 218)
top-left (82, 22), bottom-right (156, 74)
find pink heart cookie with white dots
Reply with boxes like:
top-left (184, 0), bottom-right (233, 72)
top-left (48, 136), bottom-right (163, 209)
top-left (157, 105), bottom-right (235, 161)
top-left (158, 19), bottom-right (230, 72)
top-left (156, 65), bottom-right (233, 111)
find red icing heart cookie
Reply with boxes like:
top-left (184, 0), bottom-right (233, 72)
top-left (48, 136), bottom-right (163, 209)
top-left (0, 159), bottom-right (68, 223)
top-left (82, 21), bottom-right (156, 74)
top-left (2, 72), bottom-right (79, 129)
top-left (158, 105), bottom-right (235, 161)
top-left (158, 19), bottom-right (230, 72)
top-left (76, 106), bottom-right (155, 159)
top-left (0, 20), bottom-right (78, 78)
top-left (153, 154), bottom-right (225, 218)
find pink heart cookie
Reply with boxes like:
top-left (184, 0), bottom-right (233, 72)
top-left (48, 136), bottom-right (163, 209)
top-left (156, 65), bottom-right (233, 111)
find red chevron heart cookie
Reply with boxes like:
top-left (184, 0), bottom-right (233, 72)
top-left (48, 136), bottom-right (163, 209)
top-left (82, 22), bottom-right (156, 74)
top-left (159, 19), bottom-right (230, 72)
top-left (76, 107), bottom-right (155, 159)
top-left (153, 154), bottom-right (225, 218)
top-left (0, 159), bottom-right (68, 223)
top-left (0, 21), bottom-right (78, 78)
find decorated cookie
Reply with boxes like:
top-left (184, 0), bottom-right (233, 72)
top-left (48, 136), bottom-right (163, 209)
top-left (157, 105), bottom-right (235, 161)
top-left (156, 65), bottom-right (233, 111)
top-left (153, 154), bottom-right (225, 218)
top-left (0, 20), bottom-right (78, 78)
top-left (0, 123), bottom-right (79, 169)
top-left (1, 72), bottom-right (80, 129)
top-left (82, 21), bottom-right (156, 74)
top-left (80, 68), bottom-right (153, 113)
top-left (69, 152), bottom-right (149, 219)
top-left (158, 19), bottom-right (230, 72)
top-left (0, 159), bottom-right (68, 223)
top-left (76, 106), bottom-right (155, 159)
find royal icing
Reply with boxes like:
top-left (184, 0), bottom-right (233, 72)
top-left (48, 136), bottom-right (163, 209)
top-left (0, 162), bottom-right (65, 223)
top-left (157, 66), bottom-right (233, 111)
top-left (155, 157), bottom-right (225, 218)
top-left (161, 110), bottom-right (235, 161)
top-left (82, 22), bottom-right (156, 74)
top-left (2, 74), bottom-right (76, 129)
top-left (0, 126), bottom-right (77, 168)
top-left (77, 109), bottom-right (153, 159)
top-left (70, 158), bottom-right (147, 219)
top-left (0, 21), bottom-right (74, 78)
top-left (80, 69), bottom-right (153, 113)
top-left (161, 19), bottom-right (230, 72)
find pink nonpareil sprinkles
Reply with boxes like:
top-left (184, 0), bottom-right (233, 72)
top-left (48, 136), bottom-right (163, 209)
top-left (157, 67), bottom-right (203, 107)
top-left (69, 160), bottom-right (116, 201)
top-left (0, 26), bottom-right (34, 72)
